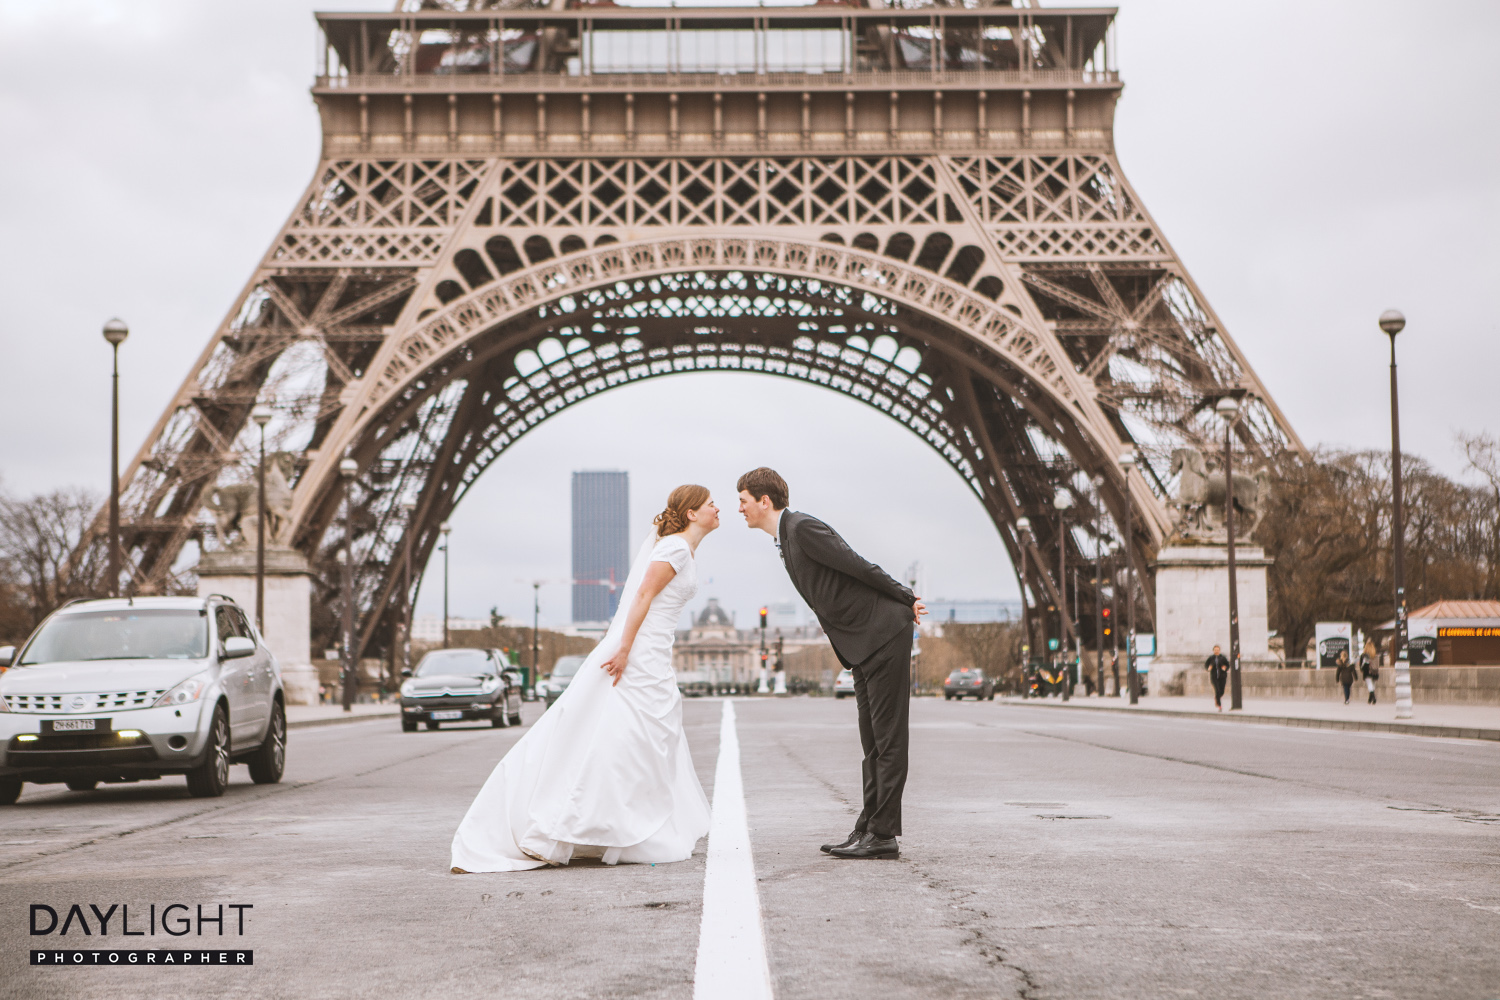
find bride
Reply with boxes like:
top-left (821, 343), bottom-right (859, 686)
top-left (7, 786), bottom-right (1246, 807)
top-left (450, 485), bottom-right (716, 872)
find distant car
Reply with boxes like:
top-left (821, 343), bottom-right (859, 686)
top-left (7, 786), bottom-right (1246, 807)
top-left (541, 655), bottom-right (588, 707)
top-left (676, 670), bottom-right (712, 698)
top-left (0, 595), bottom-right (287, 804)
top-left (400, 648), bottom-right (522, 731)
top-left (833, 668), bottom-right (855, 699)
top-left (944, 667), bottom-right (994, 701)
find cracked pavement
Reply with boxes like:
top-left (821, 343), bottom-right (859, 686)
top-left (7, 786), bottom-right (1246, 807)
top-left (3, 698), bottom-right (1498, 999)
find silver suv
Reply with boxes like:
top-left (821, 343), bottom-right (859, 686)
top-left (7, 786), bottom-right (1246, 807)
top-left (0, 595), bottom-right (286, 803)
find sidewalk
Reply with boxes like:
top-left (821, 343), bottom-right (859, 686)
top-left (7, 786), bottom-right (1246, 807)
top-left (998, 695), bottom-right (1500, 742)
top-left (287, 703), bottom-right (400, 730)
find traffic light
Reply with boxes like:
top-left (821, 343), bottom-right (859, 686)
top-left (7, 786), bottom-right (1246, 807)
top-left (1047, 638), bottom-right (1060, 651)
top-left (759, 607), bottom-right (768, 629)
top-left (1102, 607), bottom-right (1111, 637)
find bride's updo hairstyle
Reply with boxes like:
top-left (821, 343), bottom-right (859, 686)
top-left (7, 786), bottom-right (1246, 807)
top-left (654, 484), bottom-right (710, 537)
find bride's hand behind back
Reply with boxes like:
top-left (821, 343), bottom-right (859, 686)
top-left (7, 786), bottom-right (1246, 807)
top-left (600, 646), bottom-right (630, 686)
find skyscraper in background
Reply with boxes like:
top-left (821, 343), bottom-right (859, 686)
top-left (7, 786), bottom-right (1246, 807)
top-left (572, 471), bottom-right (630, 623)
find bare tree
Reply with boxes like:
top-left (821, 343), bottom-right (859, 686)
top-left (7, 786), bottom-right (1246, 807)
top-left (1459, 431), bottom-right (1500, 599)
top-left (0, 486), bottom-right (105, 638)
top-left (941, 621), bottom-right (1025, 691)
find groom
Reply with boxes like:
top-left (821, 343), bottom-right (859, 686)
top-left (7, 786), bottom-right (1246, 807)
top-left (737, 467), bottom-right (925, 860)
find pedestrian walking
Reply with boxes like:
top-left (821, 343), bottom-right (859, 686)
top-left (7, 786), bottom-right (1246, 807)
top-left (1205, 645), bottom-right (1230, 711)
top-left (1109, 649), bottom-right (1120, 697)
top-left (1361, 639), bottom-right (1378, 704)
top-left (1335, 650), bottom-right (1356, 704)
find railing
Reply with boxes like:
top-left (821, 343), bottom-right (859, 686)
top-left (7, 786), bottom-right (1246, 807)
top-left (315, 68), bottom-right (1119, 92)
top-left (321, 127), bottom-right (1116, 156)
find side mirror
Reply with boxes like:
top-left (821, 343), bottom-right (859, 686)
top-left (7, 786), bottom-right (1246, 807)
top-left (0, 646), bottom-right (14, 667)
top-left (400, 668), bottom-right (413, 679)
top-left (221, 636), bottom-right (256, 660)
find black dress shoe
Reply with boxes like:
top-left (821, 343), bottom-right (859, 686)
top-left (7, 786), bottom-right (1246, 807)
top-left (829, 832), bottom-right (899, 859)
top-left (820, 830), bottom-right (862, 854)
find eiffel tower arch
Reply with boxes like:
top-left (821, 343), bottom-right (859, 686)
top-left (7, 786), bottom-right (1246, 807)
top-left (81, 1), bottom-right (1304, 665)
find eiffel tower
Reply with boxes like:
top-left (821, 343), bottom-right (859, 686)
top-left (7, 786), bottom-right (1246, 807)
top-left (80, 0), bottom-right (1303, 664)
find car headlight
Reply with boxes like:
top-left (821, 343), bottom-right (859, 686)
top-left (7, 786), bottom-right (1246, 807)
top-left (154, 673), bottom-right (209, 708)
top-left (480, 676), bottom-right (500, 694)
top-left (400, 680), bottom-right (415, 697)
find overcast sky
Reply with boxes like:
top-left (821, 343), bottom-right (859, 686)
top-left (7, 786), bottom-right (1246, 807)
top-left (1, 1), bottom-right (1495, 629)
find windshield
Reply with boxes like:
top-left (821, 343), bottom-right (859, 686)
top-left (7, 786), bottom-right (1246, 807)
top-left (949, 669), bottom-right (979, 679)
top-left (552, 655), bottom-right (586, 679)
top-left (415, 649), bottom-right (494, 677)
top-left (19, 609), bottom-right (209, 665)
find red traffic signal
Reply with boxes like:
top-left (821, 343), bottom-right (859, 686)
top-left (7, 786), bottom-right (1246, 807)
top-left (1102, 608), bottom-right (1111, 618)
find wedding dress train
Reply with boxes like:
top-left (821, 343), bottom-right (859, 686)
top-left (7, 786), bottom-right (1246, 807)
top-left (450, 532), bottom-right (710, 872)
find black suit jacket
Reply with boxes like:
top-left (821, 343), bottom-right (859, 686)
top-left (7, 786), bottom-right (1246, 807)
top-left (1205, 653), bottom-right (1230, 681)
top-left (777, 510), bottom-right (916, 665)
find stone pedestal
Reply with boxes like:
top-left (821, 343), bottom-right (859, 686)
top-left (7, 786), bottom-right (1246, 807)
top-left (197, 548), bottom-right (319, 706)
top-left (1151, 544), bottom-right (1272, 694)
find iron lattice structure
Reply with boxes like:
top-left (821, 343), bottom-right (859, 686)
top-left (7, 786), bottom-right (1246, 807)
top-left (78, 0), bottom-right (1304, 662)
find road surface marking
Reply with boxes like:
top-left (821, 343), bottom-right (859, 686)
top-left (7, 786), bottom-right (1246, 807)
top-left (694, 699), bottom-right (774, 1000)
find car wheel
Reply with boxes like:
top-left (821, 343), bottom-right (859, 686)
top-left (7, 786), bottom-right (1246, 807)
top-left (401, 720), bottom-right (417, 733)
top-left (247, 701), bottom-right (286, 785)
top-left (988, 692), bottom-right (995, 701)
top-left (66, 779), bottom-right (98, 792)
top-left (425, 721), bottom-right (440, 731)
top-left (186, 705), bottom-right (230, 798)
top-left (0, 777), bottom-right (20, 805)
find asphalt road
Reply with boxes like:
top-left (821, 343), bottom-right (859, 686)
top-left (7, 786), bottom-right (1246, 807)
top-left (3, 698), bottom-right (1498, 999)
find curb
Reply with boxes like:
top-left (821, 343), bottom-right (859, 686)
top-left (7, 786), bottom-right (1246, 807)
top-left (996, 699), bottom-right (1500, 742)
top-left (288, 710), bottom-right (399, 731)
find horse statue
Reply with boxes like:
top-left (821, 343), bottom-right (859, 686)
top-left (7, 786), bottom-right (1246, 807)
top-left (1168, 447), bottom-right (1270, 541)
top-left (203, 453), bottom-right (297, 549)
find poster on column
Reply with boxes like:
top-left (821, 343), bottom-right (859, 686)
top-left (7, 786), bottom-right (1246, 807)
top-left (1315, 622), bottom-right (1352, 668)
top-left (1407, 619), bottom-right (1438, 665)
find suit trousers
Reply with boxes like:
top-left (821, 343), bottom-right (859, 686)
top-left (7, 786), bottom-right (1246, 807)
top-left (836, 625), bottom-right (913, 840)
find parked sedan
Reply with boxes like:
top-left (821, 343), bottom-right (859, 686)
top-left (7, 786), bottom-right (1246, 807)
top-left (833, 668), bottom-right (856, 699)
top-left (540, 655), bottom-right (587, 708)
top-left (0, 595), bottom-right (286, 803)
top-left (944, 667), bottom-right (994, 701)
top-left (400, 649), bottom-right (522, 731)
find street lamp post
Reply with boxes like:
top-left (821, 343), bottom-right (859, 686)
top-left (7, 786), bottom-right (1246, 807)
top-left (1108, 544), bottom-right (1120, 695)
top-left (1216, 396), bottom-right (1244, 711)
top-left (1118, 452), bottom-right (1140, 705)
top-left (102, 319), bottom-right (129, 598)
top-left (250, 404), bottom-right (273, 634)
top-left (1093, 474), bottom-right (1106, 697)
top-left (1016, 517), bottom-right (1033, 676)
top-left (400, 499), bottom-right (417, 682)
top-left (440, 522), bottom-right (452, 649)
top-left (532, 582), bottom-right (541, 690)
top-left (1380, 309), bottom-right (1413, 719)
top-left (338, 457), bottom-right (358, 712)
top-left (1053, 492), bottom-right (1072, 701)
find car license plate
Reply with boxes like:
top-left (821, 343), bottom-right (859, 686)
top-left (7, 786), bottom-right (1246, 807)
top-left (51, 719), bottom-right (97, 732)
top-left (430, 710), bottom-right (463, 721)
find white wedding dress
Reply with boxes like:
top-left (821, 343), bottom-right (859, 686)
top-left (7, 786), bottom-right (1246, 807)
top-left (450, 531), bottom-right (711, 871)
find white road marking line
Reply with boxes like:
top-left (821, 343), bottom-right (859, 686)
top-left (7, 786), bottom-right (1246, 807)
top-left (694, 699), bottom-right (774, 1000)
